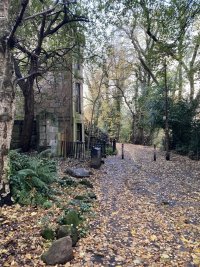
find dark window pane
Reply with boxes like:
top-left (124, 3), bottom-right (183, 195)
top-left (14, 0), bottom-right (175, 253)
top-left (75, 83), bottom-right (81, 113)
top-left (77, 123), bottom-right (82, 141)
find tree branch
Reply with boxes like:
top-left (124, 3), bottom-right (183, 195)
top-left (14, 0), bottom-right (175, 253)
top-left (8, 0), bottom-right (29, 45)
top-left (23, 4), bottom-right (59, 21)
top-left (44, 16), bottom-right (88, 37)
top-left (15, 42), bottom-right (32, 57)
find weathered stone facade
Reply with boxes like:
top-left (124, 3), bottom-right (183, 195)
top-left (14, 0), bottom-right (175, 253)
top-left (12, 62), bottom-right (84, 154)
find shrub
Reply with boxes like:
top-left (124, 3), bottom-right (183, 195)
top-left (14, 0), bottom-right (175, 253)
top-left (9, 150), bottom-right (57, 206)
top-left (58, 210), bottom-right (80, 227)
top-left (58, 177), bottom-right (77, 187)
top-left (78, 179), bottom-right (93, 188)
top-left (106, 146), bottom-right (118, 156)
top-left (41, 227), bottom-right (55, 240)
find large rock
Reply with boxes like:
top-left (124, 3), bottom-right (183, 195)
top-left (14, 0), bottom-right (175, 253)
top-left (41, 236), bottom-right (73, 265)
top-left (64, 168), bottom-right (91, 178)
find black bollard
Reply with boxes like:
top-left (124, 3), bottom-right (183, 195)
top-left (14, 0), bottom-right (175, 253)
top-left (122, 143), bottom-right (124, 159)
top-left (113, 138), bottom-right (116, 152)
top-left (153, 144), bottom-right (156, 161)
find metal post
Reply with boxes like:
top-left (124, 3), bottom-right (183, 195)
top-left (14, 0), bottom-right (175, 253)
top-left (113, 138), bottom-right (116, 152)
top-left (153, 144), bottom-right (156, 161)
top-left (122, 143), bottom-right (124, 159)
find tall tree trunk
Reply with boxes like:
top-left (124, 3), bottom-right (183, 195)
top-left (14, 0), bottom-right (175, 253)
top-left (130, 114), bottom-right (136, 143)
top-left (189, 71), bottom-right (195, 102)
top-left (0, 0), bottom-right (15, 204)
top-left (21, 79), bottom-right (35, 152)
top-left (178, 62), bottom-right (183, 100)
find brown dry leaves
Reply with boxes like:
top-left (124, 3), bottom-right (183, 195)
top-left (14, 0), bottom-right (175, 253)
top-left (71, 144), bottom-right (200, 266)
top-left (0, 159), bottom-right (96, 267)
top-left (0, 147), bottom-right (200, 267)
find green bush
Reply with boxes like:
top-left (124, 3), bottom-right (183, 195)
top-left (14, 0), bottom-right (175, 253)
top-left (41, 227), bottom-right (55, 240)
top-left (78, 179), bottom-right (93, 188)
top-left (59, 177), bottom-right (77, 187)
top-left (106, 146), bottom-right (118, 156)
top-left (9, 150), bottom-right (57, 206)
top-left (58, 210), bottom-right (80, 227)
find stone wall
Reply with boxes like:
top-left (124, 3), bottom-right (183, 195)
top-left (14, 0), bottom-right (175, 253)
top-left (12, 62), bottom-right (85, 153)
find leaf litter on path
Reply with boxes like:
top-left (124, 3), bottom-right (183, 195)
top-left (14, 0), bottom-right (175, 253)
top-left (71, 144), bottom-right (200, 266)
top-left (0, 146), bottom-right (199, 266)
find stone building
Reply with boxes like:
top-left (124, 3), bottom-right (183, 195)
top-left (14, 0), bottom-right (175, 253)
top-left (12, 62), bottom-right (84, 155)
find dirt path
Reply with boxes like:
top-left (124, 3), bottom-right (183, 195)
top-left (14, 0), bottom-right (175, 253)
top-left (72, 144), bottom-right (200, 267)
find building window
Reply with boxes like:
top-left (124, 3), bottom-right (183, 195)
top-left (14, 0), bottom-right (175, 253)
top-left (75, 83), bottom-right (81, 113)
top-left (77, 123), bottom-right (82, 141)
top-left (75, 61), bottom-right (81, 70)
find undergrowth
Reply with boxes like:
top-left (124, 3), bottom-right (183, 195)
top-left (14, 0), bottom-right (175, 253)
top-left (106, 146), bottom-right (118, 156)
top-left (9, 150), bottom-right (57, 207)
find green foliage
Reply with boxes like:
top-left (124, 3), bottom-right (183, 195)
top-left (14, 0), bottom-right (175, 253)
top-left (169, 100), bottom-right (194, 150)
top-left (188, 120), bottom-right (200, 160)
top-left (55, 224), bottom-right (79, 246)
top-left (59, 177), bottom-right (78, 187)
top-left (74, 195), bottom-right (88, 201)
top-left (87, 192), bottom-right (97, 199)
top-left (9, 150), bottom-right (57, 206)
top-left (80, 202), bottom-right (92, 213)
top-left (39, 149), bottom-right (53, 158)
top-left (78, 179), bottom-right (93, 188)
top-left (151, 98), bottom-right (200, 158)
top-left (42, 201), bottom-right (53, 209)
top-left (41, 227), bottom-right (55, 240)
top-left (106, 146), bottom-right (118, 156)
top-left (58, 210), bottom-right (80, 227)
top-left (78, 223), bottom-right (90, 238)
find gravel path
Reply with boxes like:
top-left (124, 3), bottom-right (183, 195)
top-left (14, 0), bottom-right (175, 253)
top-left (72, 144), bottom-right (200, 267)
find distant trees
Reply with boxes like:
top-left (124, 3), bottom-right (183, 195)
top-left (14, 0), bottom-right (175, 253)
top-left (85, 0), bottom-right (200, 157)
top-left (84, 46), bottom-right (130, 141)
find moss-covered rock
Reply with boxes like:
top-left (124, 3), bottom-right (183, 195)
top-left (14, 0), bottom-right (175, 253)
top-left (56, 225), bottom-right (79, 247)
top-left (56, 225), bottom-right (71, 239)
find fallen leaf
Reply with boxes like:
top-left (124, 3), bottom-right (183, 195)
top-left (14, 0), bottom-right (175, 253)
top-left (150, 234), bottom-right (157, 241)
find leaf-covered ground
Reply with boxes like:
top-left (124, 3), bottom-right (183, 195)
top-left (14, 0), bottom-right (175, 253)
top-left (0, 144), bottom-right (200, 266)
top-left (72, 144), bottom-right (200, 267)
